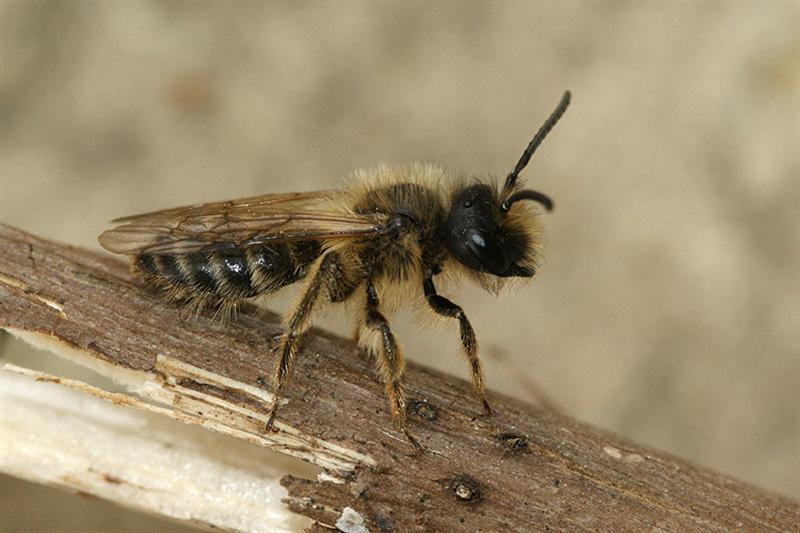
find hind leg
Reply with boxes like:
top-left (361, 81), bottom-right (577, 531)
top-left (358, 281), bottom-right (422, 452)
top-left (266, 251), bottom-right (341, 430)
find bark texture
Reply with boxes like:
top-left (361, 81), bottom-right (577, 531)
top-left (0, 224), bottom-right (796, 532)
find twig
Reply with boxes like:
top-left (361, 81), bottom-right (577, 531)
top-left (0, 224), bottom-right (797, 531)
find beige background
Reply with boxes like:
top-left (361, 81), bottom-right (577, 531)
top-left (1, 1), bottom-right (798, 529)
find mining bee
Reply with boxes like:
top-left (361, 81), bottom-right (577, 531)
top-left (99, 91), bottom-right (571, 450)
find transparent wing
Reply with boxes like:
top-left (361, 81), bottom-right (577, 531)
top-left (98, 190), bottom-right (387, 255)
top-left (111, 190), bottom-right (334, 223)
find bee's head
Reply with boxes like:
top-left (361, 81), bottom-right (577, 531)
top-left (445, 91), bottom-right (570, 279)
top-left (445, 182), bottom-right (548, 278)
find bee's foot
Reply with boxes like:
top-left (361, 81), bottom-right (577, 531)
top-left (481, 399), bottom-right (494, 417)
top-left (265, 409), bottom-right (279, 432)
top-left (269, 332), bottom-right (284, 347)
top-left (404, 428), bottom-right (425, 454)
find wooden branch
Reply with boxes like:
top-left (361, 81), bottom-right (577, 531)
top-left (0, 224), bottom-right (797, 532)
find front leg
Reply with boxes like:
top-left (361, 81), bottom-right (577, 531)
top-left (358, 281), bottom-right (422, 452)
top-left (423, 274), bottom-right (492, 415)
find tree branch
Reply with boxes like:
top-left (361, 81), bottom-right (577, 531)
top-left (0, 224), bottom-right (796, 531)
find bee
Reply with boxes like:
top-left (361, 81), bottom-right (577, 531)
top-left (99, 91), bottom-right (571, 451)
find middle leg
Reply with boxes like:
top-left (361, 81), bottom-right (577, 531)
top-left (358, 281), bottom-right (422, 451)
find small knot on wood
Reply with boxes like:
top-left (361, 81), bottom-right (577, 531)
top-left (495, 432), bottom-right (529, 453)
top-left (407, 399), bottom-right (438, 421)
top-left (445, 475), bottom-right (482, 504)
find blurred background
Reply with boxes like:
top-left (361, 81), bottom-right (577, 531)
top-left (1, 1), bottom-right (797, 529)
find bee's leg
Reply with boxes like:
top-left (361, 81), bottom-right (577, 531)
top-left (266, 251), bottom-right (339, 431)
top-left (423, 274), bottom-right (492, 415)
top-left (359, 281), bottom-right (422, 452)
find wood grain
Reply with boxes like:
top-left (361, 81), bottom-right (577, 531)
top-left (0, 224), bottom-right (796, 532)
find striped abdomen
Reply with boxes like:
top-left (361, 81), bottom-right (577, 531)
top-left (134, 241), bottom-right (321, 304)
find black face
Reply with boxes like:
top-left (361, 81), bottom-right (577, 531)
top-left (445, 184), bottom-right (534, 277)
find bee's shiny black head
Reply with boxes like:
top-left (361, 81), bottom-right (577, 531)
top-left (445, 183), bottom-right (535, 278)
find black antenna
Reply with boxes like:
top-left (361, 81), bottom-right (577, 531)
top-left (502, 90), bottom-right (571, 201)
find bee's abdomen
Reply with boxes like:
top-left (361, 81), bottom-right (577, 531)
top-left (135, 241), bottom-right (321, 303)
